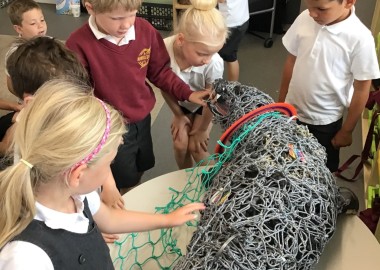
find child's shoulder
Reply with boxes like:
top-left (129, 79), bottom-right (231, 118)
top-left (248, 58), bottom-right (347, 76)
top-left (349, 14), bottom-right (372, 35)
top-left (335, 12), bottom-right (374, 45)
top-left (296, 9), bottom-right (312, 22)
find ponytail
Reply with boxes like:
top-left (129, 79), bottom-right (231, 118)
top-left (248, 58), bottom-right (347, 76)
top-left (0, 79), bottom-right (126, 249)
top-left (0, 161), bottom-right (35, 248)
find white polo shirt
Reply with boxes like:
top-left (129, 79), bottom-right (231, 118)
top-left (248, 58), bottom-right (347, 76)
top-left (217, 0), bottom-right (249, 28)
top-left (164, 35), bottom-right (224, 112)
top-left (283, 7), bottom-right (380, 125)
top-left (0, 191), bottom-right (101, 270)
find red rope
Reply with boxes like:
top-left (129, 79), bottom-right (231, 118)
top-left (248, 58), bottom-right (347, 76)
top-left (215, 103), bottom-right (297, 154)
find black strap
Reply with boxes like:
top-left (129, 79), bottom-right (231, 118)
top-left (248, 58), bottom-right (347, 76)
top-left (335, 110), bottom-right (380, 181)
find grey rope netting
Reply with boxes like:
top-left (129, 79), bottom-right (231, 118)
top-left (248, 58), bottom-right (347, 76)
top-left (112, 79), bottom-right (352, 270)
top-left (174, 79), bottom-right (350, 270)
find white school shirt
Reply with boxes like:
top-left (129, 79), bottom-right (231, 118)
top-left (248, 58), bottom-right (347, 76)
top-left (283, 7), bottom-right (380, 125)
top-left (0, 191), bottom-right (101, 270)
top-left (217, 0), bottom-right (249, 28)
top-left (164, 35), bottom-right (224, 112)
top-left (88, 15), bottom-right (135, 45)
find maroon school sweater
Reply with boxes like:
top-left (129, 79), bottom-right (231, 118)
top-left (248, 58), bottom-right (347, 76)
top-left (66, 18), bottom-right (192, 123)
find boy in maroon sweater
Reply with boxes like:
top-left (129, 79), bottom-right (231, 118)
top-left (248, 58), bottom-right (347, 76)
top-left (66, 0), bottom-right (209, 197)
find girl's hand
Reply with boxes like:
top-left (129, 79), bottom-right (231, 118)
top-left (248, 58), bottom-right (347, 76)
top-left (188, 90), bottom-right (212, 107)
top-left (171, 114), bottom-right (191, 141)
top-left (12, 102), bottom-right (24, 112)
top-left (189, 129), bottom-right (209, 153)
top-left (101, 190), bottom-right (125, 209)
top-left (112, 197), bottom-right (125, 209)
top-left (102, 232), bottom-right (119, 243)
top-left (165, 203), bottom-right (206, 227)
top-left (101, 179), bottom-right (125, 209)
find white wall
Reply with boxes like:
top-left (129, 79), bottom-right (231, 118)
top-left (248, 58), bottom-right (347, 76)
top-left (36, 0), bottom-right (55, 3)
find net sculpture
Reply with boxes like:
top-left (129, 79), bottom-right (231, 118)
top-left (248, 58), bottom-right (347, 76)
top-left (111, 79), bottom-right (357, 270)
top-left (173, 79), bottom-right (355, 270)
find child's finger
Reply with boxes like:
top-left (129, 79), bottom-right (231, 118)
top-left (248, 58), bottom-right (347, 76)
top-left (113, 198), bottom-right (125, 209)
top-left (201, 141), bottom-right (208, 152)
top-left (102, 233), bottom-right (119, 243)
top-left (182, 202), bottom-right (206, 213)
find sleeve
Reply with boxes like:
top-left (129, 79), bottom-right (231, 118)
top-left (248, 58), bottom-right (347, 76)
top-left (351, 32), bottom-right (380, 81)
top-left (204, 53), bottom-right (224, 86)
top-left (145, 25), bottom-right (192, 101)
top-left (0, 241), bottom-right (53, 270)
top-left (85, 190), bottom-right (101, 216)
top-left (282, 12), bottom-right (304, 57)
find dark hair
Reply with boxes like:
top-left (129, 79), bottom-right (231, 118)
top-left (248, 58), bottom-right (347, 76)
top-left (6, 36), bottom-right (89, 99)
top-left (7, 0), bottom-right (41, 26)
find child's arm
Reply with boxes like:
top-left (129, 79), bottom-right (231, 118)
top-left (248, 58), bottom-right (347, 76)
top-left (332, 79), bottom-right (371, 148)
top-left (0, 99), bottom-right (21, 112)
top-left (0, 123), bottom-right (15, 155)
top-left (99, 173), bottom-right (124, 243)
top-left (94, 201), bottom-right (205, 234)
top-left (160, 90), bottom-right (191, 141)
top-left (0, 75), bottom-right (22, 112)
top-left (100, 173), bottom-right (124, 209)
top-left (188, 91), bottom-right (210, 107)
top-left (188, 83), bottom-right (215, 153)
top-left (278, 54), bottom-right (296, 102)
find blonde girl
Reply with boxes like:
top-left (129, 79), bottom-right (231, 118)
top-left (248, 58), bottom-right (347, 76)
top-left (163, 0), bottom-right (228, 169)
top-left (0, 79), bottom-right (205, 269)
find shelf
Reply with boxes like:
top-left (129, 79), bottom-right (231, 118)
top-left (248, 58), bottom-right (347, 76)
top-left (172, 0), bottom-right (191, 29)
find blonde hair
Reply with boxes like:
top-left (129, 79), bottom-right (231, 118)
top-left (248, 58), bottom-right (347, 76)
top-left (83, 0), bottom-right (142, 13)
top-left (175, 0), bottom-right (228, 47)
top-left (0, 79), bottom-right (126, 249)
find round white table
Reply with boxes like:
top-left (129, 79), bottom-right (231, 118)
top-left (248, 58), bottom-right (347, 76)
top-left (109, 169), bottom-right (380, 270)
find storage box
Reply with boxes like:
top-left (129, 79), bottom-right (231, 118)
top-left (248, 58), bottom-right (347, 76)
top-left (56, 0), bottom-right (71, 15)
top-left (138, 2), bottom-right (172, 31)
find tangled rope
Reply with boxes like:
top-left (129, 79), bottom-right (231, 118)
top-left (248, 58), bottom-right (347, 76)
top-left (112, 79), bottom-right (350, 270)
top-left (173, 79), bottom-right (348, 270)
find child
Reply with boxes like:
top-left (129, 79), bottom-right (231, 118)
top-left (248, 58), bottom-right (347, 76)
top-left (3, 36), bottom-right (126, 214)
top-left (163, 0), bottom-right (227, 169)
top-left (0, 0), bottom-right (47, 151)
top-left (217, 0), bottom-right (249, 81)
top-left (66, 0), bottom-right (211, 193)
top-left (1, 36), bottom-right (88, 156)
top-left (5, 0), bottom-right (47, 90)
top-left (7, 0), bottom-right (47, 39)
top-left (0, 79), bottom-right (205, 268)
top-left (278, 0), bottom-right (380, 172)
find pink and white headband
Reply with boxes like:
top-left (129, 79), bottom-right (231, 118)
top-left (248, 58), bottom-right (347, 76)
top-left (72, 98), bottom-right (111, 170)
